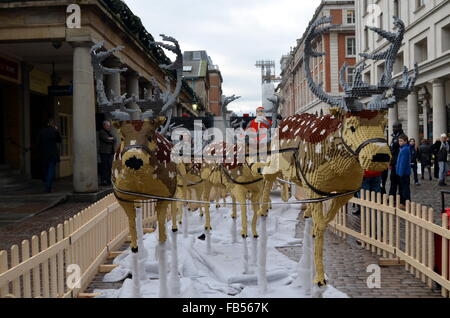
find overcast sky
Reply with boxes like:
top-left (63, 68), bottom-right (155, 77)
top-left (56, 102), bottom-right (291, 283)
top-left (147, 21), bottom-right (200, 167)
top-left (124, 0), bottom-right (322, 115)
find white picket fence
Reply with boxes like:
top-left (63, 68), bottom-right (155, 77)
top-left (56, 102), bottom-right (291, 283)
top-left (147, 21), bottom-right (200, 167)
top-left (330, 191), bottom-right (450, 298)
top-left (0, 194), bottom-right (156, 298)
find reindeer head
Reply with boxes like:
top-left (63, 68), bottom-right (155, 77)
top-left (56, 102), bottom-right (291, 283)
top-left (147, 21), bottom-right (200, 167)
top-left (91, 35), bottom-right (182, 175)
top-left (304, 16), bottom-right (418, 172)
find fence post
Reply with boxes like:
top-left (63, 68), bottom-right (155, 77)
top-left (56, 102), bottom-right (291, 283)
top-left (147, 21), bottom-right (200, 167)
top-left (421, 206), bottom-right (427, 283)
top-left (442, 214), bottom-right (449, 298)
top-left (49, 228), bottom-right (58, 298)
top-left (0, 250), bottom-right (8, 297)
top-left (361, 190), bottom-right (365, 249)
top-left (371, 191), bottom-right (376, 254)
top-left (40, 231), bottom-right (50, 298)
top-left (389, 196), bottom-right (395, 259)
top-left (366, 190), bottom-right (371, 251)
top-left (375, 192), bottom-right (381, 255)
top-left (382, 194), bottom-right (388, 258)
top-left (57, 224), bottom-right (65, 297)
top-left (10, 245), bottom-right (20, 297)
top-left (415, 204), bottom-right (421, 278)
top-left (405, 201), bottom-right (410, 271)
top-left (427, 209), bottom-right (434, 289)
top-left (31, 236), bottom-right (40, 298)
top-left (21, 240), bottom-right (32, 298)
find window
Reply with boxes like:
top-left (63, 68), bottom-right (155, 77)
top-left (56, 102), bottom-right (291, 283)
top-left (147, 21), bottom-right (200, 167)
top-left (377, 13), bottom-right (384, 41)
top-left (377, 63), bottom-right (385, 82)
top-left (59, 115), bottom-right (70, 158)
top-left (183, 66), bottom-right (192, 72)
top-left (346, 10), bottom-right (355, 24)
top-left (346, 67), bottom-right (355, 85)
top-left (364, 28), bottom-right (369, 51)
top-left (363, 0), bottom-right (369, 15)
top-left (193, 52), bottom-right (201, 60)
top-left (393, 0), bottom-right (400, 18)
top-left (416, 0), bottom-right (426, 11)
top-left (394, 52), bottom-right (404, 75)
top-left (346, 37), bottom-right (356, 57)
top-left (364, 71), bottom-right (371, 85)
top-left (414, 37), bottom-right (428, 63)
top-left (442, 23), bottom-right (450, 52)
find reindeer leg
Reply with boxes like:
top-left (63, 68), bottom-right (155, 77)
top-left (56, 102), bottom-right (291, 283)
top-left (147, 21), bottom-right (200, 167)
top-left (122, 202), bottom-right (141, 298)
top-left (135, 204), bottom-right (147, 280)
top-left (235, 189), bottom-right (250, 274)
top-left (169, 202), bottom-right (180, 296)
top-left (250, 191), bottom-right (260, 267)
top-left (156, 201), bottom-right (169, 298)
top-left (310, 201), bottom-right (329, 298)
top-left (230, 195), bottom-right (238, 244)
top-left (202, 184), bottom-right (213, 254)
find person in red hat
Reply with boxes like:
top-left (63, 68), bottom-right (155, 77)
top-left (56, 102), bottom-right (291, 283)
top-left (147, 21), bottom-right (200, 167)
top-left (247, 106), bottom-right (272, 134)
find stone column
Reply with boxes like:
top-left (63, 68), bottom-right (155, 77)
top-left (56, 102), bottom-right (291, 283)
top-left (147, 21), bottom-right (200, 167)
top-left (423, 101), bottom-right (429, 141)
top-left (407, 90), bottom-right (419, 143)
top-left (21, 62), bottom-right (33, 178)
top-left (105, 60), bottom-right (122, 150)
top-left (432, 79), bottom-right (447, 141)
top-left (388, 104), bottom-right (399, 144)
top-left (126, 72), bottom-right (140, 120)
top-left (71, 42), bottom-right (98, 193)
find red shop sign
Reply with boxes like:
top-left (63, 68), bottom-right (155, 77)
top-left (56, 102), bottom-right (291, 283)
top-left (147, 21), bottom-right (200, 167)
top-left (0, 56), bottom-right (19, 81)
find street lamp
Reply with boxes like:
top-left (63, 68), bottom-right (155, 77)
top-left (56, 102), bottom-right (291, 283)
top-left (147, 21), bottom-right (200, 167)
top-left (192, 104), bottom-right (198, 111)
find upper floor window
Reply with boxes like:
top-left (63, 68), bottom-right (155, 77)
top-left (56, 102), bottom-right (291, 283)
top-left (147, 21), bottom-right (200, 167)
top-left (416, 0), bottom-right (426, 10)
top-left (393, 0), bottom-right (400, 17)
top-left (346, 37), bottom-right (356, 57)
top-left (346, 10), bottom-right (356, 24)
top-left (346, 67), bottom-right (355, 86)
top-left (193, 52), bottom-right (201, 60)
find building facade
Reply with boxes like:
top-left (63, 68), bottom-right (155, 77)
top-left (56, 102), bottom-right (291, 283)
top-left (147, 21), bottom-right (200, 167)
top-left (279, 0), bottom-right (356, 117)
top-left (0, 0), bottom-right (198, 193)
top-left (355, 0), bottom-right (450, 143)
top-left (183, 51), bottom-right (223, 116)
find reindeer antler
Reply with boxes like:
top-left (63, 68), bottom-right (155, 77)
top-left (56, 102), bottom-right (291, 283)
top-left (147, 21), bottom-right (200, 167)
top-left (267, 94), bottom-right (283, 129)
top-left (91, 42), bottom-right (135, 121)
top-left (221, 95), bottom-right (241, 129)
top-left (304, 17), bottom-right (348, 110)
top-left (304, 16), bottom-right (418, 113)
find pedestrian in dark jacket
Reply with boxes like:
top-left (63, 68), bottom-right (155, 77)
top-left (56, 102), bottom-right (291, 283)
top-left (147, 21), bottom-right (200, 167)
top-left (435, 134), bottom-right (449, 186)
top-left (37, 118), bottom-right (62, 193)
top-left (389, 123), bottom-right (404, 197)
top-left (419, 139), bottom-right (432, 181)
top-left (99, 120), bottom-right (116, 186)
top-left (396, 134), bottom-right (411, 207)
top-left (431, 139), bottom-right (441, 179)
top-left (409, 138), bottom-right (420, 185)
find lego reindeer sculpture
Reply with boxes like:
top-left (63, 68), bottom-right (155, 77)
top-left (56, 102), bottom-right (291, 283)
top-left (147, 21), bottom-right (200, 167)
top-left (256, 16), bottom-right (418, 296)
top-left (201, 94), bottom-right (282, 272)
top-left (91, 35), bottom-right (185, 298)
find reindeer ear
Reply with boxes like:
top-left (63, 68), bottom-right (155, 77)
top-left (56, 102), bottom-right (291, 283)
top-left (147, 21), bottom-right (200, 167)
top-left (329, 107), bottom-right (344, 118)
top-left (157, 116), bottom-right (167, 127)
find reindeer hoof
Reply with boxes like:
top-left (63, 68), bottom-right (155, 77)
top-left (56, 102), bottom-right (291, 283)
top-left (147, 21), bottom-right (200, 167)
top-left (253, 235), bottom-right (259, 239)
top-left (241, 234), bottom-right (248, 239)
top-left (198, 234), bottom-right (206, 241)
top-left (172, 228), bottom-right (178, 233)
top-left (205, 227), bottom-right (212, 231)
top-left (131, 247), bottom-right (138, 253)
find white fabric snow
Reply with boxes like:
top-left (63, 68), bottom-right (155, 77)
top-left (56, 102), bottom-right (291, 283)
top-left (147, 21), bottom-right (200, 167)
top-left (96, 195), bottom-right (348, 298)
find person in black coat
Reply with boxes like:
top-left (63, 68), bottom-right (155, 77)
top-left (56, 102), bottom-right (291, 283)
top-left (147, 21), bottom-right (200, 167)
top-left (389, 123), bottom-right (404, 197)
top-left (99, 120), bottom-right (116, 186)
top-left (409, 138), bottom-right (420, 185)
top-left (419, 139), bottom-right (432, 181)
top-left (37, 118), bottom-right (62, 193)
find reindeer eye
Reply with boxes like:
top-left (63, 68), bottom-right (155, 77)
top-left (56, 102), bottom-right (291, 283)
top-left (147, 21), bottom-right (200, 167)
top-left (350, 126), bottom-right (356, 133)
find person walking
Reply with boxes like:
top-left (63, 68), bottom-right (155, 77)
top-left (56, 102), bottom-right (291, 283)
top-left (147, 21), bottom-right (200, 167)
top-left (419, 139), bottom-right (433, 181)
top-left (99, 120), bottom-right (116, 186)
top-left (409, 138), bottom-right (420, 185)
top-left (353, 170), bottom-right (382, 215)
top-left (435, 134), bottom-right (450, 186)
top-left (389, 123), bottom-right (404, 197)
top-left (37, 118), bottom-right (62, 193)
top-left (396, 134), bottom-right (411, 208)
top-left (432, 139), bottom-right (441, 180)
